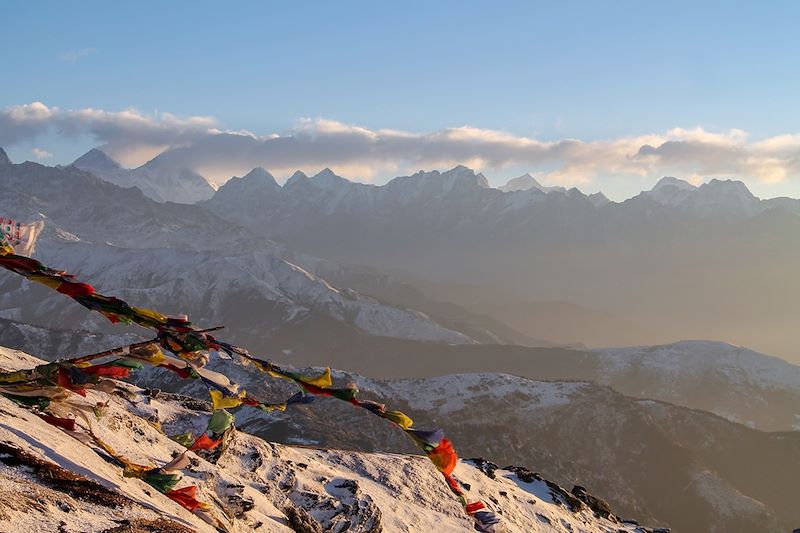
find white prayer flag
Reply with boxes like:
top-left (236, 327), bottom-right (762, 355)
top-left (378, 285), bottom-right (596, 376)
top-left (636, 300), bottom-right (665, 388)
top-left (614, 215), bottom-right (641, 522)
top-left (0, 218), bottom-right (45, 256)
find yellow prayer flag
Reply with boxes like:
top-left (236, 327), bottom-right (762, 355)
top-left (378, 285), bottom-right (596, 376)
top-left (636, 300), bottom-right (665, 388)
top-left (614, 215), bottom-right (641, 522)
top-left (381, 410), bottom-right (414, 429)
top-left (130, 306), bottom-right (168, 324)
top-left (301, 367), bottom-right (332, 388)
top-left (209, 389), bottom-right (243, 410)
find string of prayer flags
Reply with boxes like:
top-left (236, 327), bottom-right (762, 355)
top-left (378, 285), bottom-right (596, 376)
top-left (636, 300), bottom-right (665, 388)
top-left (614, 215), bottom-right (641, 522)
top-left (0, 224), bottom-right (501, 531)
top-left (84, 426), bottom-right (217, 522)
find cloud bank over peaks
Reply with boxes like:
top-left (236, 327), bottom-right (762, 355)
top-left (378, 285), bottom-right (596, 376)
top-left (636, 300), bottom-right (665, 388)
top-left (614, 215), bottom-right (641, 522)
top-left (0, 102), bottom-right (218, 167)
top-left (3, 101), bottom-right (800, 192)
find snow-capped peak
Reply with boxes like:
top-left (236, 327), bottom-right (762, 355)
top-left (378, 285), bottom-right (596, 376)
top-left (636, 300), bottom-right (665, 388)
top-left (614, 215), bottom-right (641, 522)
top-left (640, 176), bottom-right (761, 217)
top-left (651, 176), bottom-right (696, 192)
top-left (310, 168), bottom-right (349, 190)
top-left (446, 165), bottom-right (490, 188)
top-left (285, 170), bottom-right (310, 188)
top-left (700, 178), bottom-right (755, 198)
top-left (210, 167), bottom-right (279, 201)
top-left (72, 150), bottom-right (217, 204)
top-left (500, 173), bottom-right (541, 192)
top-left (640, 176), bottom-right (698, 206)
top-left (241, 166), bottom-right (277, 186)
top-left (72, 148), bottom-right (123, 173)
top-left (381, 166), bottom-right (491, 202)
top-left (499, 173), bottom-right (566, 194)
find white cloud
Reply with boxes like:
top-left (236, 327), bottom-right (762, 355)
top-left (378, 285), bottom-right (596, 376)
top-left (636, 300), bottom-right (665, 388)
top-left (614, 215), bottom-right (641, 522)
top-left (31, 147), bottom-right (52, 160)
top-left (58, 47), bottom-right (97, 63)
top-left (3, 101), bottom-right (800, 188)
top-left (0, 101), bottom-right (217, 165)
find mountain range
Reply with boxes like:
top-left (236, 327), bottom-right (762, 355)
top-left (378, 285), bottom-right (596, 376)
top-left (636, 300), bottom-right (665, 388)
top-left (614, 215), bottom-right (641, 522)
top-left (194, 158), bottom-right (800, 362)
top-left (0, 155), bottom-right (482, 351)
top-left (3, 147), bottom-right (800, 531)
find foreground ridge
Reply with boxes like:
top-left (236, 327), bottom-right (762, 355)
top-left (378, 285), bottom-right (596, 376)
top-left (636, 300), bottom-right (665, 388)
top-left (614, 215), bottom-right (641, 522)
top-left (0, 346), bottom-right (653, 532)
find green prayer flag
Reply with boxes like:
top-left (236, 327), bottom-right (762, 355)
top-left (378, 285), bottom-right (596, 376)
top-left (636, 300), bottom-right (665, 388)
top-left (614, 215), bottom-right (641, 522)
top-left (207, 409), bottom-right (235, 435)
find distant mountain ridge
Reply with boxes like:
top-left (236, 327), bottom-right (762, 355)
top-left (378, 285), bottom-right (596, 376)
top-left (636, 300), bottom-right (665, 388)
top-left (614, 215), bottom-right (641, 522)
top-left (6, 145), bottom-right (800, 358)
top-left (60, 145), bottom-right (800, 214)
top-left (200, 161), bottom-right (800, 361)
top-left (72, 148), bottom-right (216, 204)
top-left (0, 157), bottom-right (476, 348)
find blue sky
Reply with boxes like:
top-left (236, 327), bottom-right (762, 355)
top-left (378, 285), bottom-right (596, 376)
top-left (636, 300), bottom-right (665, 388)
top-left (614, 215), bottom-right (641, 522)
top-left (2, 1), bottom-right (800, 199)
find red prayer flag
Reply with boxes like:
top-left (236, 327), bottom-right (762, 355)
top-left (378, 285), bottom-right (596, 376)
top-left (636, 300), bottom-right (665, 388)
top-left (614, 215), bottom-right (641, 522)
top-left (443, 472), bottom-right (464, 495)
top-left (428, 438), bottom-right (458, 475)
top-left (465, 501), bottom-right (485, 514)
top-left (189, 433), bottom-right (221, 451)
top-left (55, 280), bottom-right (95, 298)
top-left (82, 364), bottom-right (131, 378)
top-left (166, 485), bottom-right (204, 511)
top-left (37, 413), bottom-right (76, 431)
top-left (158, 363), bottom-right (192, 379)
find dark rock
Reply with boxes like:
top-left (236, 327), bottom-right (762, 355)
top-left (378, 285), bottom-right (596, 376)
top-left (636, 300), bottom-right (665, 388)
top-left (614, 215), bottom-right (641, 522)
top-left (504, 465), bottom-right (542, 483)
top-left (283, 505), bottom-right (323, 533)
top-left (333, 479), bottom-right (359, 493)
top-left (571, 485), bottom-right (616, 521)
top-left (544, 480), bottom-right (584, 513)
top-left (468, 457), bottom-right (498, 479)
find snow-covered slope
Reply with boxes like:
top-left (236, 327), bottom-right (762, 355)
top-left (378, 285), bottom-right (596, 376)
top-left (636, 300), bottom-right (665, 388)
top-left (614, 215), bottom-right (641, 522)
top-left (0, 346), bottom-right (644, 533)
top-left (0, 158), bottom-right (471, 345)
top-left (591, 340), bottom-right (800, 430)
top-left (131, 349), bottom-right (796, 533)
top-left (73, 148), bottom-right (216, 204)
top-left (0, 241), bottom-right (469, 344)
top-left (0, 317), bottom-right (141, 359)
top-left (640, 177), bottom-right (697, 206)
